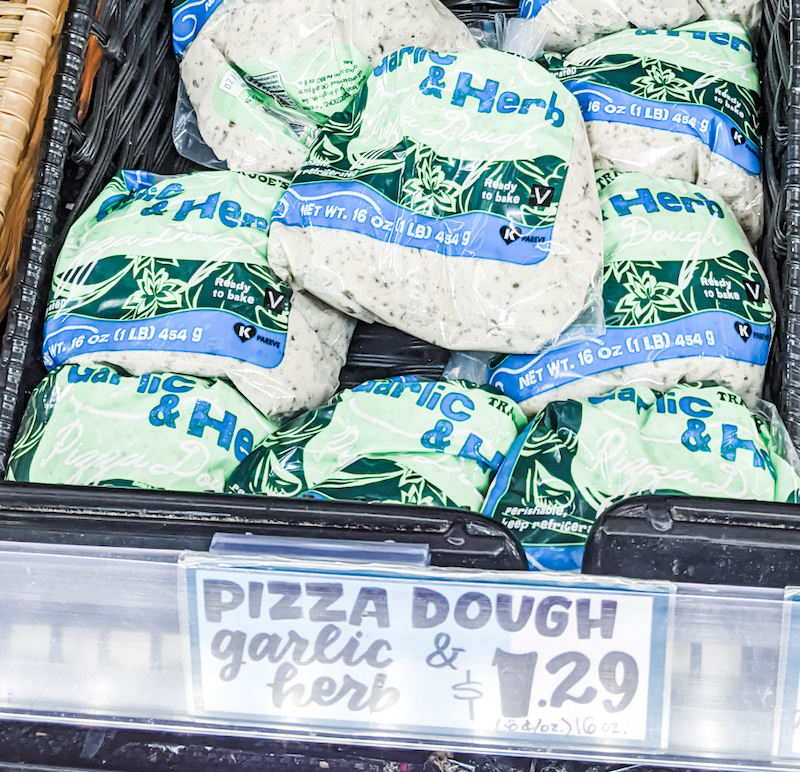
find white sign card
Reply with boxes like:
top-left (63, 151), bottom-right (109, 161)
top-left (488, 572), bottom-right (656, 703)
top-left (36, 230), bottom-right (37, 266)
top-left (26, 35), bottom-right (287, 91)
top-left (181, 556), bottom-right (671, 751)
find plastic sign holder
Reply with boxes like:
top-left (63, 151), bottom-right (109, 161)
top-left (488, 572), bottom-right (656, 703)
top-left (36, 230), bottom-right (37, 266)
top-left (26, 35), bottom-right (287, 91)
top-left (180, 538), bottom-right (671, 752)
top-left (1, 534), bottom-right (800, 768)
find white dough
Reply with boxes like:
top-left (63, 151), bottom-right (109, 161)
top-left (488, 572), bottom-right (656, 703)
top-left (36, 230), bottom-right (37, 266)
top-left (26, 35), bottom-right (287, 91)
top-left (180, 0), bottom-right (478, 173)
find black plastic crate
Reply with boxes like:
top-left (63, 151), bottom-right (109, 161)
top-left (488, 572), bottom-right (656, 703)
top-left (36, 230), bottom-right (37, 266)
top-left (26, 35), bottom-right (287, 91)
top-left (0, 0), bottom-right (789, 769)
top-left (0, 0), bottom-right (794, 582)
top-left (583, 494), bottom-right (800, 587)
top-left (0, 0), bottom-right (527, 564)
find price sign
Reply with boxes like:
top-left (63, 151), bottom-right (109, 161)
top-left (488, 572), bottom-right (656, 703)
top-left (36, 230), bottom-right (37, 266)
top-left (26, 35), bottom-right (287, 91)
top-left (181, 556), bottom-right (671, 750)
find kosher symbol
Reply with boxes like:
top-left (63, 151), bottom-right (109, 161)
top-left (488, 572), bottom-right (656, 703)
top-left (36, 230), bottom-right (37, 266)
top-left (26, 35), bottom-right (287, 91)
top-left (735, 321), bottom-right (752, 342)
top-left (452, 669), bottom-right (484, 721)
top-left (500, 224), bottom-right (521, 244)
top-left (731, 127), bottom-right (746, 145)
top-left (234, 323), bottom-right (256, 342)
top-left (425, 632), bottom-right (464, 670)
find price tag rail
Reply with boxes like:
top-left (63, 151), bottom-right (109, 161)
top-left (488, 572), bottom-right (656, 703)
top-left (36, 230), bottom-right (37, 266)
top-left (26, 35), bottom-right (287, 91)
top-left (1, 536), bottom-right (800, 771)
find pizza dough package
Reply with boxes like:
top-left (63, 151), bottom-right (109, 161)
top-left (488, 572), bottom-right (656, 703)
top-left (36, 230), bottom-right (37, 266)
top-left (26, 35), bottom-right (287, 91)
top-left (228, 377), bottom-right (527, 511)
top-left (546, 21), bottom-right (763, 242)
top-left (486, 170), bottom-right (773, 416)
top-left (518, 0), bottom-right (760, 53)
top-left (269, 47), bottom-right (604, 354)
top-left (43, 170), bottom-right (355, 418)
top-left (482, 383), bottom-right (800, 570)
top-left (172, 0), bottom-right (478, 172)
top-left (518, 0), bottom-right (702, 53)
top-left (7, 365), bottom-right (278, 492)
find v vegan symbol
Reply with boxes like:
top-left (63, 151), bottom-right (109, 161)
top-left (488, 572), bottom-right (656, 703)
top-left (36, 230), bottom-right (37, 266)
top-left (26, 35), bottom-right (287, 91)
top-left (265, 289), bottom-right (287, 313)
top-left (744, 281), bottom-right (763, 303)
top-left (528, 185), bottom-right (555, 207)
top-left (234, 323), bottom-right (256, 342)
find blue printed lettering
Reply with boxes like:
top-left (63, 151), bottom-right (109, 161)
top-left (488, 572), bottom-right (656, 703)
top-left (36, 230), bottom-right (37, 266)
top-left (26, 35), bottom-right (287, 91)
top-left (656, 192), bottom-right (683, 211)
top-left (173, 192), bottom-right (220, 222)
top-left (458, 434), bottom-right (503, 472)
top-left (420, 66), bottom-right (446, 98)
top-left (188, 400), bottom-right (236, 451)
top-left (241, 213), bottom-right (268, 230)
top-left (545, 91), bottom-right (565, 128)
top-left (219, 200), bottom-right (242, 228)
top-left (162, 375), bottom-right (196, 394)
top-left (68, 365), bottom-right (93, 383)
top-left (518, 97), bottom-right (546, 115)
top-left (440, 393), bottom-right (474, 422)
top-left (720, 423), bottom-right (766, 469)
top-left (234, 428), bottom-right (254, 462)
top-left (497, 91), bottom-right (520, 114)
top-left (390, 380), bottom-right (422, 398)
top-left (679, 396), bottom-right (713, 419)
top-left (451, 72), bottom-right (499, 113)
top-left (609, 188), bottom-right (659, 217)
top-left (157, 183), bottom-right (184, 200)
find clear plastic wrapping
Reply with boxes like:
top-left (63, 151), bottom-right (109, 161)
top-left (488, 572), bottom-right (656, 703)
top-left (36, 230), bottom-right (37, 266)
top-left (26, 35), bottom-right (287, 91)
top-left (172, 0), bottom-right (479, 172)
top-left (43, 170), bottom-right (355, 418)
top-left (545, 20), bottom-right (764, 242)
top-left (6, 365), bottom-right (278, 492)
top-left (519, 0), bottom-right (703, 53)
top-left (228, 376), bottom-right (527, 510)
top-left (485, 169), bottom-right (774, 416)
top-left (481, 382), bottom-right (800, 570)
top-left (268, 47), bottom-right (604, 354)
top-left (518, 0), bottom-right (760, 54)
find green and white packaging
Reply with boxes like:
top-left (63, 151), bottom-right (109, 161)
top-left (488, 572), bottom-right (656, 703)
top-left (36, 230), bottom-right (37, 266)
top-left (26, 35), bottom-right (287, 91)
top-left (518, 0), bottom-right (759, 54)
top-left (43, 169), bottom-right (354, 417)
top-left (173, 0), bottom-right (478, 172)
top-left (269, 47), bottom-right (604, 354)
top-left (228, 376), bottom-right (527, 511)
top-left (486, 169), bottom-right (773, 415)
top-left (546, 21), bottom-right (763, 242)
top-left (482, 382), bottom-right (800, 570)
top-left (519, 0), bottom-right (702, 53)
top-left (7, 364), bottom-right (278, 492)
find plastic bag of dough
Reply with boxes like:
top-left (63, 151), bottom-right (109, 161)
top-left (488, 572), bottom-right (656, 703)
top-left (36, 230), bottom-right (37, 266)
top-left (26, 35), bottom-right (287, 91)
top-left (481, 382), bottom-right (800, 570)
top-left (518, 0), bottom-right (703, 53)
top-left (7, 364), bottom-right (278, 492)
top-left (43, 170), bottom-right (355, 418)
top-left (268, 47), bottom-right (604, 354)
top-left (172, 0), bottom-right (479, 172)
top-left (546, 20), bottom-right (763, 241)
top-left (487, 169), bottom-right (773, 416)
top-left (228, 376), bottom-right (527, 511)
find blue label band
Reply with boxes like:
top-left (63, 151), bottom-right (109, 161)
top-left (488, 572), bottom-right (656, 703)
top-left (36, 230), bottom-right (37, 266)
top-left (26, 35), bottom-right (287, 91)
top-left (518, 0), bottom-right (553, 17)
top-left (43, 309), bottom-right (286, 371)
top-left (524, 545), bottom-right (585, 571)
top-left (172, 0), bottom-right (226, 58)
top-left (564, 81), bottom-right (762, 175)
top-left (273, 181), bottom-right (555, 266)
top-left (489, 312), bottom-right (771, 403)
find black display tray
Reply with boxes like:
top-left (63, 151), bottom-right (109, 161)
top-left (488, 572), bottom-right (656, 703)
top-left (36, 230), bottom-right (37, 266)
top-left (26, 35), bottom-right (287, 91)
top-left (0, 0), bottom-right (792, 767)
top-left (0, 481), bottom-right (527, 569)
top-left (583, 494), bottom-right (800, 588)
